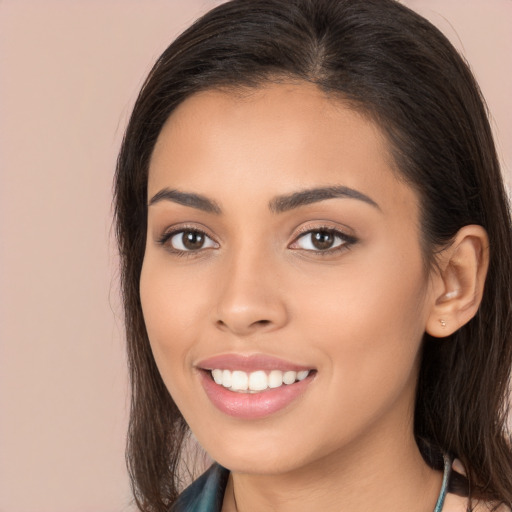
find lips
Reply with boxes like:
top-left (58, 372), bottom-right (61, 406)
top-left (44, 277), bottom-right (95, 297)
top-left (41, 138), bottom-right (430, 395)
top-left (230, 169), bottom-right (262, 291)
top-left (196, 354), bottom-right (316, 419)
top-left (197, 353), bottom-right (312, 372)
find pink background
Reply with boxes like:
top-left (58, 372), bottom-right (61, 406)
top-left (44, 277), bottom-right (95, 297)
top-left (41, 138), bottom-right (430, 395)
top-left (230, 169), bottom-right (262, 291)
top-left (0, 1), bottom-right (510, 511)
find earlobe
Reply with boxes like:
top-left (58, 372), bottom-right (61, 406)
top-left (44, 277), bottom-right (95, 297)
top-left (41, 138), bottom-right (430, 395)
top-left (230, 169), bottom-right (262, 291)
top-left (426, 225), bottom-right (489, 338)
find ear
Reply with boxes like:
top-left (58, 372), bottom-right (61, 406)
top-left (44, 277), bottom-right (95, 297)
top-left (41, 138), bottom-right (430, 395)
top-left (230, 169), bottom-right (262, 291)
top-left (426, 225), bottom-right (489, 338)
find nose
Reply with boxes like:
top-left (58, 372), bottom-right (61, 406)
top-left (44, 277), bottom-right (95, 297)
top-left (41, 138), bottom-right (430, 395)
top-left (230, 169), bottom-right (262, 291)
top-left (214, 249), bottom-right (289, 336)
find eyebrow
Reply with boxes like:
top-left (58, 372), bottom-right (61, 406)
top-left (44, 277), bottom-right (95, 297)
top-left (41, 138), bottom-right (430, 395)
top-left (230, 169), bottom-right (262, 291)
top-left (269, 186), bottom-right (380, 213)
top-left (148, 188), bottom-right (221, 214)
top-left (148, 185), bottom-right (379, 214)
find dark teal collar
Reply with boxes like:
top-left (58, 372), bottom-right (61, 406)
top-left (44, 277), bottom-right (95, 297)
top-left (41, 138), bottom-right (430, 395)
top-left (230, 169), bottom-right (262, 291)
top-left (170, 464), bottom-right (229, 512)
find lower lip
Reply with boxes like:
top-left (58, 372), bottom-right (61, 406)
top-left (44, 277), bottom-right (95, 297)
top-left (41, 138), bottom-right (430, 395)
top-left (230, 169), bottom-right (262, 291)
top-left (199, 371), bottom-right (314, 419)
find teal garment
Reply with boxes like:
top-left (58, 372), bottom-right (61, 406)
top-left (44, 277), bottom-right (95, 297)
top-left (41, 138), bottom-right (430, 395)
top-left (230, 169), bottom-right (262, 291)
top-left (433, 454), bottom-right (452, 512)
top-left (170, 456), bottom-right (453, 512)
top-left (170, 464), bottom-right (229, 512)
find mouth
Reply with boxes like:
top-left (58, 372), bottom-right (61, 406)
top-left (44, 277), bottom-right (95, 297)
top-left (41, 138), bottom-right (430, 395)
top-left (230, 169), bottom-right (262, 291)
top-left (196, 354), bottom-right (316, 419)
top-left (208, 368), bottom-right (312, 393)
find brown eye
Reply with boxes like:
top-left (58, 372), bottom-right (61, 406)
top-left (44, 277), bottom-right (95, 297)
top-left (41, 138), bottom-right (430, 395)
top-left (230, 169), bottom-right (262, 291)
top-left (167, 229), bottom-right (218, 252)
top-left (292, 228), bottom-right (356, 252)
top-left (182, 231), bottom-right (205, 250)
top-left (311, 231), bottom-right (335, 250)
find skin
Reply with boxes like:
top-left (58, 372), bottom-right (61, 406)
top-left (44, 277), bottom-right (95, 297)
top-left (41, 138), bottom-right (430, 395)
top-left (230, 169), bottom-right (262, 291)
top-left (140, 82), bottom-right (487, 512)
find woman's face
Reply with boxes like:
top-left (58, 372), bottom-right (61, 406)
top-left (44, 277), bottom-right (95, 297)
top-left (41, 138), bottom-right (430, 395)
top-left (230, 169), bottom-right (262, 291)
top-left (140, 82), bottom-right (437, 475)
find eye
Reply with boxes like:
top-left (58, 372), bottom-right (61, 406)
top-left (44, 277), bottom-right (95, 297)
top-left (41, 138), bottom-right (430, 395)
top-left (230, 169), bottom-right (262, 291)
top-left (161, 229), bottom-right (218, 252)
top-left (291, 228), bottom-right (356, 252)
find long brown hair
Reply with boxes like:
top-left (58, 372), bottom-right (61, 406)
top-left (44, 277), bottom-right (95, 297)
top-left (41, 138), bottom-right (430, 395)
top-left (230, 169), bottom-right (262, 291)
top-left (114, 0), bottom-right (512, 510)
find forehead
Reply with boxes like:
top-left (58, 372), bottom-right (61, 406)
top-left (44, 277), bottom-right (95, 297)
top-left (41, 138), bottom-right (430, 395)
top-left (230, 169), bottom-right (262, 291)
top-left (148, 82), bottom-right (417, 218)
top-left (151, 82), bottom-right (388, 167)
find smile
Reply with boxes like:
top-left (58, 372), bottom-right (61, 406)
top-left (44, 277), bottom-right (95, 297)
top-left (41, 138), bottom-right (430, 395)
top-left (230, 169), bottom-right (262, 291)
top-left (211, 369), bottom-right (310, 393)
top-left (196, 354), bottom-right (316, 419)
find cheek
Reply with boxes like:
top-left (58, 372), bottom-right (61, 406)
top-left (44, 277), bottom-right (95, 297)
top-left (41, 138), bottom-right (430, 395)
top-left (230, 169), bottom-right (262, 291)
top-left (294, 247), bottom-right (429, 392)
top-left (139, 257), bottom-right (208, 383)
top-left (297, 249), bottom-right (427, 323)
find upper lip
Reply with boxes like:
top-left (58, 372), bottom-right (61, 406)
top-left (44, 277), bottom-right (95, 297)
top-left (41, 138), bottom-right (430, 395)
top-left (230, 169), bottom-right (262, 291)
top-left (196, 353), bottom-right (314, 372)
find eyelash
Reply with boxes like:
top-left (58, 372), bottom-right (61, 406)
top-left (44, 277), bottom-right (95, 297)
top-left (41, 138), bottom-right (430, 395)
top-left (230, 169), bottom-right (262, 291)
top-left (290, 226), bottom-right (357, 255)
top-left (157, 225), bottom-right (357, 257)
top-left (157, 226), bottom-right (218, 258)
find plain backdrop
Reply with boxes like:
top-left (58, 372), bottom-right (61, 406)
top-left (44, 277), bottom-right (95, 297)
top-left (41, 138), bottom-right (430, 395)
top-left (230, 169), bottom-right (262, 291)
top-left (0, 1), bottom-right (510, 511)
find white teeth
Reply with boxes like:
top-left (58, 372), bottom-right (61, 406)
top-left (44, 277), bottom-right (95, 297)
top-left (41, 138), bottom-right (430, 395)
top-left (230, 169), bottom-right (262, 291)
top-left (210, 369), bottom-right (311, 393)
top-left (268, 370), bottom-right (283, 388)
top-left (249, 370), bottom-right (268, 391)
top-left (231, 371), bottom-right (249, 391)
top-left (222, 369), bottom-right (232, 388)
top-left (283, 371), bottom-right (297, 385)
top-left (212, 369), bottom-right (223, 385)
top-left (297, 370), bottom-right (309, 381)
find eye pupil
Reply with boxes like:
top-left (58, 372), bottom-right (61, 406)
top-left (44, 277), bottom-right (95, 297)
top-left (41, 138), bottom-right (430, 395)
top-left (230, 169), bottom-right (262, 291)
top-left (182, 231), bottom-right (204, 250)
top-left (312, 231), bottom-right (334, 250)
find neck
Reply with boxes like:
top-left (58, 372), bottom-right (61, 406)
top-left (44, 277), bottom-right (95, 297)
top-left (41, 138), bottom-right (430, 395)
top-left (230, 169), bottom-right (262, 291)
top-left (223, 416), bottom-right (442, 512)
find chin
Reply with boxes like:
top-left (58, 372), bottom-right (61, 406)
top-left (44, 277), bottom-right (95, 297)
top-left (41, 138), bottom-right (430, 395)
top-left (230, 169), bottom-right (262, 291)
top-left (213, 448), bottom-right (305, 476)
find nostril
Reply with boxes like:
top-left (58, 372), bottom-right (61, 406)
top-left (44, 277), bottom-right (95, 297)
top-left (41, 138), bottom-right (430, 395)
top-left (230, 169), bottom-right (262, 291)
top-left (215, 318), bottom-right (272, 333)
top-left (253, 319), bottom-right (271, 327)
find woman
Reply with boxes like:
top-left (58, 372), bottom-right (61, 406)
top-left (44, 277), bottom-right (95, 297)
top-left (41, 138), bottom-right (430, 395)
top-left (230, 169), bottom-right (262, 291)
top-left (114, 0), bottom-right (512, 510)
